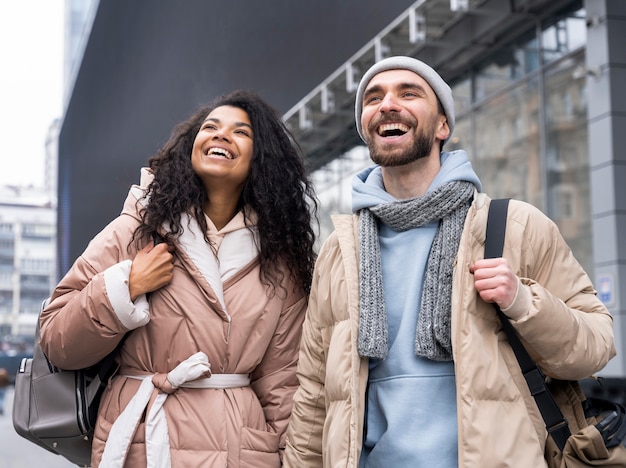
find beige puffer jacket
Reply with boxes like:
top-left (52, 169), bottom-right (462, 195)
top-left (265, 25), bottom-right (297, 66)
top-left (284, 193), bottom-right (615, 467)
top-left (40, 175), bottom-right (306, 467)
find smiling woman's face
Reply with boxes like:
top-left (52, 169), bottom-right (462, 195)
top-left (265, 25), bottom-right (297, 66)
top-left (191, 105), bottom-right (254, 191)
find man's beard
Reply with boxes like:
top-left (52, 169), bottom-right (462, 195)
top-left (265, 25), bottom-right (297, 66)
top-left (368, 124), bottom-right (436, 167)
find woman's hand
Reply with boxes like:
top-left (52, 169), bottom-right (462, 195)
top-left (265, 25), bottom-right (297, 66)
top-left (128, 241), bottom-right (175, 300)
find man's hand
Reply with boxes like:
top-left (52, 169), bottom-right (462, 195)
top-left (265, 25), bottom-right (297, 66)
top-left (469, 257), bottom-right (519, 315)
top-left (128, 241), bottom-right (175, 300)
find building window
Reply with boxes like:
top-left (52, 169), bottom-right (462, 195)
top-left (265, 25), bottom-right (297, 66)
top-left (20, 258), bottom-right (54, 273)
top-left (450, 5), bottom-right (591, 274)
top-left (474, 29), bottom-right (539, 103)
top-left (22, 223), bottom-right (55, 239)
top-left (0, 290), bottom-right (12, 316)
top-left (541, 7), bottom-right (586, 63)
top-left (472, 78), bottom-right (541, 207)
top-left (552, 185), bottom-right (576, 219)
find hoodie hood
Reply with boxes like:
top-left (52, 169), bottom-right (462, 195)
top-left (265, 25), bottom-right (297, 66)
top-left (121, 167), bottom-right (258, 235)
top-left (120, 167), bottom-right (154, 221)
top-left (351, 150), bottom-right (482, 213)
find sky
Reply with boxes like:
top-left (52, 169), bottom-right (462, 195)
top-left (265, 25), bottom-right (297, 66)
top-left (0, 0), bottom-right (64, 188)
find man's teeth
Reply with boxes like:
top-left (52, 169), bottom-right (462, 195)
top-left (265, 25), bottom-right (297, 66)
top-left (207, 148), bottom-right (234, 159)
top-left (377, 123), bottom-right (409, 136)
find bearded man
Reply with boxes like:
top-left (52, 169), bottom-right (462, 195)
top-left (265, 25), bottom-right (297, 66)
top-left (283, 56), bottom-right (615, 468)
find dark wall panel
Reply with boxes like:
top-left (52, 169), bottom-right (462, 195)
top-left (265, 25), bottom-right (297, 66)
top-left (58, 0), bottom-right (416, 276)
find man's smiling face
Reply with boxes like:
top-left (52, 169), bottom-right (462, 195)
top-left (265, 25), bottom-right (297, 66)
top-left (360, 69), bottom-right (449, 167)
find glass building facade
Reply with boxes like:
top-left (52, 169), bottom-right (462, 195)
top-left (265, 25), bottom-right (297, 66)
top-left (451, 7), bottom-right (591, 272)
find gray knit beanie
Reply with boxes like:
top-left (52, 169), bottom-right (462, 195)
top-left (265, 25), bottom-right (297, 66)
top-left (354, 56), bottom-right (455, 144)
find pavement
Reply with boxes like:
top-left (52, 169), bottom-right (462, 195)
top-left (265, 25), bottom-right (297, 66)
top-left (0, 386), bottom-right (75, 467)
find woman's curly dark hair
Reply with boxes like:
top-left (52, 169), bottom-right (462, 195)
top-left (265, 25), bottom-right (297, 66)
top-left (132, 90), bottom-right (318, 295)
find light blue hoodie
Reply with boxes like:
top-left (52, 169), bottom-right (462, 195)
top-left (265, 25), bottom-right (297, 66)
top-left (353, 151), bottom-right (482, 468)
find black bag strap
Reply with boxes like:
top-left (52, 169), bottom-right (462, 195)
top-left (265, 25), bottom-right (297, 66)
top-left (93, 331), bottom-right (129, 402)
top-left (485, 198), bottom-right (572, 452)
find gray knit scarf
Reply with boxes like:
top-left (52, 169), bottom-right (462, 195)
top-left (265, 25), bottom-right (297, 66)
top-left (357, 180), bottom-right (475, 361)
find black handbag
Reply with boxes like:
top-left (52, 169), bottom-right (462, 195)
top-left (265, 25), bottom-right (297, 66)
top-left (485, 198), bottom-right (626, 466)
top-left (12, 298), bottom-right (126, 467)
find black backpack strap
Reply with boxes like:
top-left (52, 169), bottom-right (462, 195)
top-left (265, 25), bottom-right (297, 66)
top-left (484, 198), bottom-right (509, 259)
top-left (485, 198), bottom-right (571, 451)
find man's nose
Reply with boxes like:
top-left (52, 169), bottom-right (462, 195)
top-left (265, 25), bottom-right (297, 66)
top-left (379, 93), bottom-right (401, 112)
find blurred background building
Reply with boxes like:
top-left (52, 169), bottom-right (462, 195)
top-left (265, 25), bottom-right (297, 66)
top-left (2, 0), bottom-right (625, 390)
top-left (0, 0), bottom-right (94, 369)
top-left (0, 188), bottom-right (55, 341)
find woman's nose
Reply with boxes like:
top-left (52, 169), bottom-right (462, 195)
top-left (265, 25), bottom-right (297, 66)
top-left (212, 129), bottom-right (231, 142)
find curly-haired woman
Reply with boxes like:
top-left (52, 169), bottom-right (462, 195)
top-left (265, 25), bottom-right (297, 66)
top-left (39, 90), bottom-right (318, 467)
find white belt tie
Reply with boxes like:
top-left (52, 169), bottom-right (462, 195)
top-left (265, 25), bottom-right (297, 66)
top-left (99, 352), bottom-right (250, 468)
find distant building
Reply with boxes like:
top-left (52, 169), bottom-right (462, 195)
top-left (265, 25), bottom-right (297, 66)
top-left (0, 187), bottom-right (55, 344)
